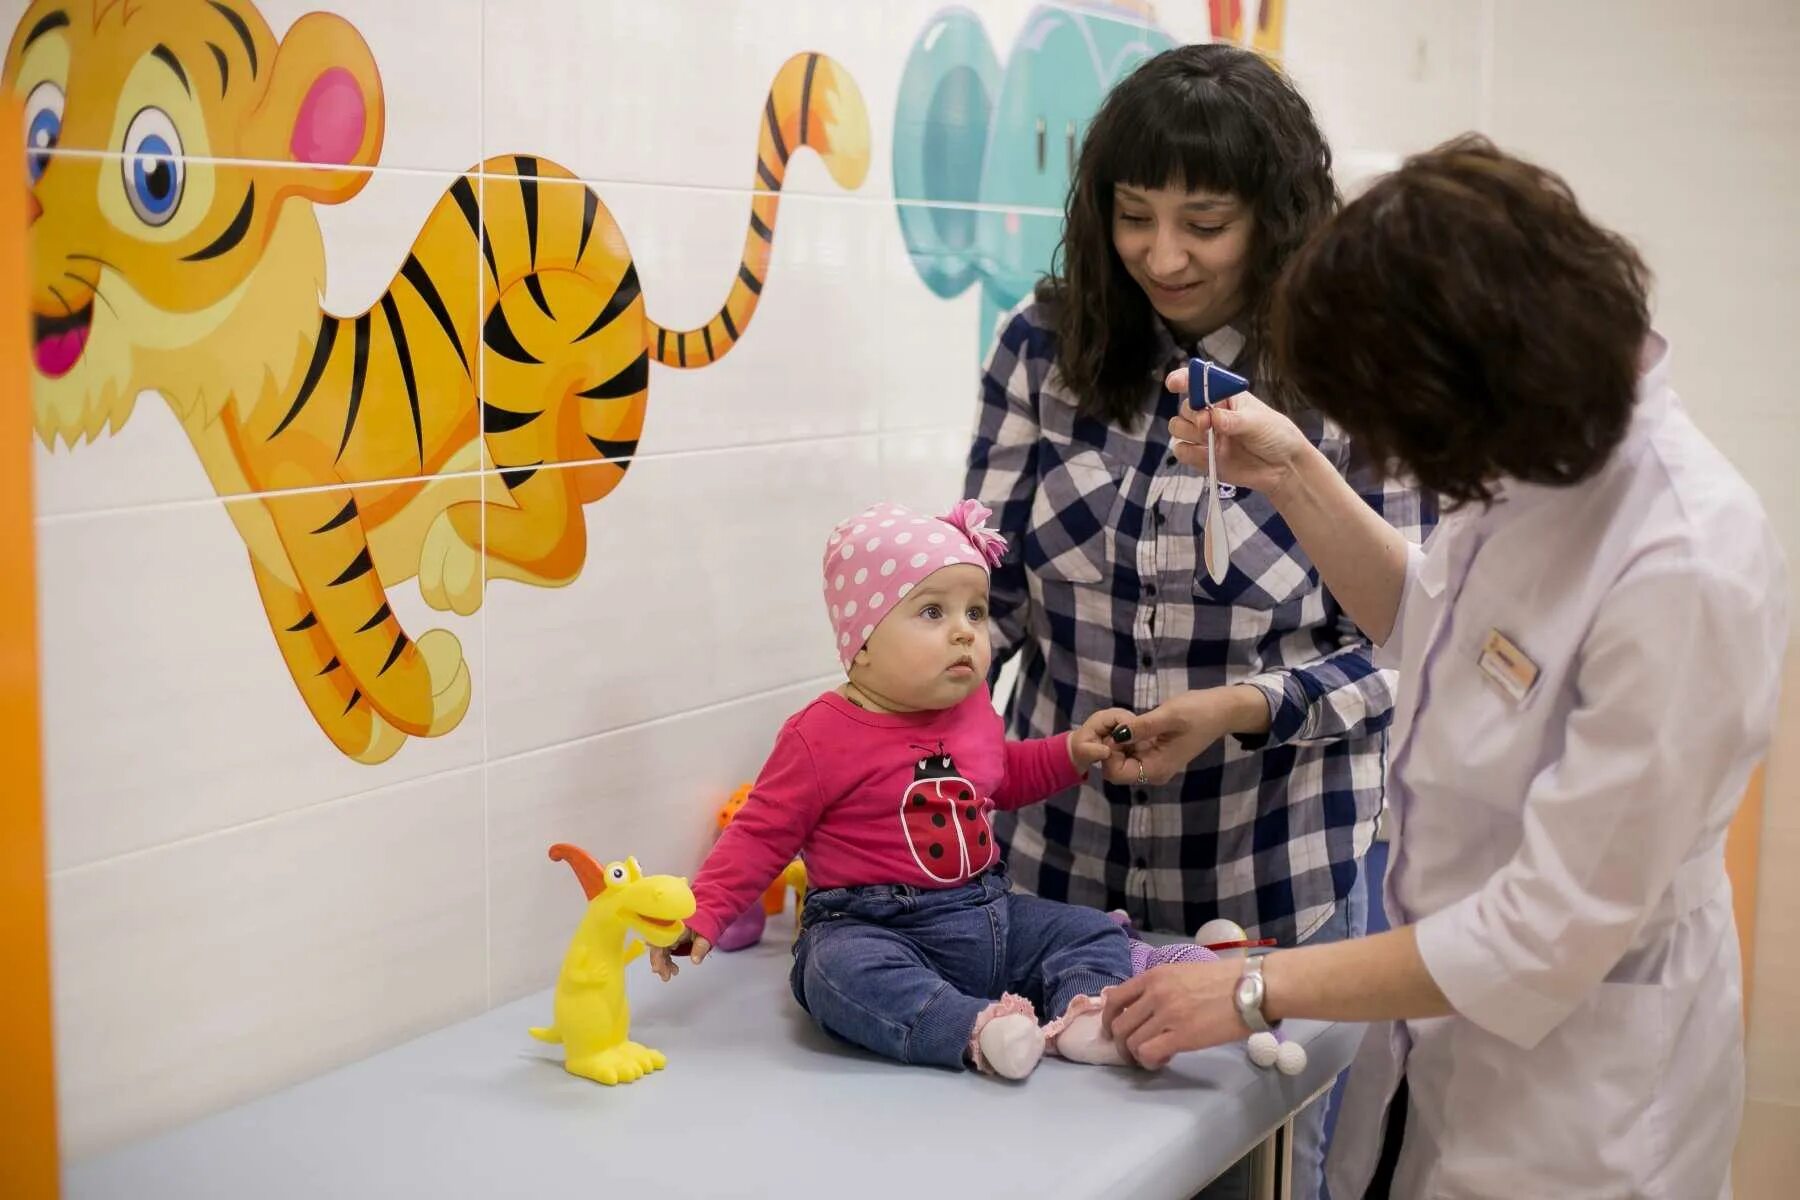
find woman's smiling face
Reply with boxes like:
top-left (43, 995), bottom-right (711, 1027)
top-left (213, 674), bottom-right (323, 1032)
top-left (1111, 183), bottom-right (1254, 342)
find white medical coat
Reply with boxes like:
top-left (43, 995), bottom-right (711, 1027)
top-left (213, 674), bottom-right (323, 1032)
top-left (1328, 337), bottom-right (1788, 1199)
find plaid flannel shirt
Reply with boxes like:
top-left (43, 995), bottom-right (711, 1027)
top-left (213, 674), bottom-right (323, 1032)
top-left (966, 299), bottom-right (1436, 945)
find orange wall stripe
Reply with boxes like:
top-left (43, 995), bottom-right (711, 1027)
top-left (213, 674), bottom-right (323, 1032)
top-left (1728, 764), bottom-right (1763, 1022)
top-left (0, 90), bottom-right (60, 1199)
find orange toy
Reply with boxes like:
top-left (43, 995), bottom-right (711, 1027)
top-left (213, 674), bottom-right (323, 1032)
top-left (711, 784), bottom-right (807, 951)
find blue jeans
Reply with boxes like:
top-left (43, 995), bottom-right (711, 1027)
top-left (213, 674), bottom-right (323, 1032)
top-left (789, 871), bottom-right (1132, 1069)
top-left (1200, 867), bottom-right (1369, 1200)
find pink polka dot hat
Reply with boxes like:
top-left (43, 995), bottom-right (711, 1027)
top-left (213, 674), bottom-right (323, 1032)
top-left (822, 499), bottom-right (1009, 670)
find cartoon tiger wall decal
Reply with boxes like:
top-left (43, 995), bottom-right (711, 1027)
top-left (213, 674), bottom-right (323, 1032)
top-left (5, 1), bottom-right (870, 763)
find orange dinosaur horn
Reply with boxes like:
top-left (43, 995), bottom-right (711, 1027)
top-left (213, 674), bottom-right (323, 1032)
top-left (547, 843), bottom-right (608, 900)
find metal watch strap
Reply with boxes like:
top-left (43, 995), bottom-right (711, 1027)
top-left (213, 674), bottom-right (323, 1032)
top-left (1235, 954), bottom-right (1271, 1033)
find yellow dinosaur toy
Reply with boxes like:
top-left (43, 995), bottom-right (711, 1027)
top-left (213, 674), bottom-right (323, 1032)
top-left (529, 844), bottom-right (696, 1086)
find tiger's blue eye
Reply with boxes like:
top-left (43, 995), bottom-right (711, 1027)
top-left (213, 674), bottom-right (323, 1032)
top-left (121, 107), bottom-right (185, 226)
top-left (24, 80), bottom-right (63, 183)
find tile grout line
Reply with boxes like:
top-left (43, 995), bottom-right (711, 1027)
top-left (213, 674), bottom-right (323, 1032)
top-left (32, 424), bottom-right (973, 525)
top-left (47, 673), bottom-right (840, 881)
top-left (484, 671), bottom-right (843, 771)
top-left (21, 145), bottom-right (1068, 219)
top-left (25, 142), bottom-right (1420, 209)
top-left (477, 25), bottom-right (494, 1007)
top-left (48, 757), bottom-right (490, 880)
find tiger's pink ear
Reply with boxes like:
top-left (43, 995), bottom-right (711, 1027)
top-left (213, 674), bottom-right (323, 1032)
top-left (248, 11), bottom-right (385, 206)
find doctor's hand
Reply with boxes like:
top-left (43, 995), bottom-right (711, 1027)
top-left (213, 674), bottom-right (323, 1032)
top-left (1102, 958), bottom-right (1251, 1069)
top-left (1101, 686), bottom-right (1271, 786)
top-left (1165, 367), bottom-right (1312, 499)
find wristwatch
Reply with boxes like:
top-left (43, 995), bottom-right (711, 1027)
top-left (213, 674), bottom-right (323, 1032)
top-left (1234, 954), bottom-right (1272, 1033)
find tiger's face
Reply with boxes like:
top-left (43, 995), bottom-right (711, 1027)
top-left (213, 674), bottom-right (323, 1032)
top-left (4, 0), bottom-right (385, 447)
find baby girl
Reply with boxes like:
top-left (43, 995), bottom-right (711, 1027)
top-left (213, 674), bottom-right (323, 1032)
top-left (651, 499), bottom-right (1139, 1078)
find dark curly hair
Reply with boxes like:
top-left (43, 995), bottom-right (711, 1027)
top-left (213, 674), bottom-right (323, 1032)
top-left (1270, 134), bottom-right (1653, 508)
top-left (1039, 44), bottom-right (1336, 426)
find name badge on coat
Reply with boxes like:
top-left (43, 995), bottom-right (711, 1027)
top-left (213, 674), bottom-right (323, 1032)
top-left (1478, 628), bottom-right (1540, 703)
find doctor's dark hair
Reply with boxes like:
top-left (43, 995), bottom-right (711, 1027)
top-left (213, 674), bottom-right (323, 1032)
top-left (1270, 135), bottom-right (1652, 508)
top-left (1038, 43), bottom-right (1336, 426)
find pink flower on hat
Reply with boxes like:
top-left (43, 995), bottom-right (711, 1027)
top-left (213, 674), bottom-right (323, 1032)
top-left (822, 499), bottom-right (1010, 670)
top-left (940, 499), bottom-right (1008, 569)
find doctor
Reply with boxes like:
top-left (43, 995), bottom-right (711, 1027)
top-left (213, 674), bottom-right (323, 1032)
top-left (1100, 135), bottom-right (1787, 1199)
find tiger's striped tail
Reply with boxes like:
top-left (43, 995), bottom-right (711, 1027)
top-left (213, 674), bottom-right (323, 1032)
top-left (647, 52), bottom-right (869, 370)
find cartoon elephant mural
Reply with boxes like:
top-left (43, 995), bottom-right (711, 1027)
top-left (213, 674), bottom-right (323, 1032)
top-left (893, 1), bottom-right (1285, 352)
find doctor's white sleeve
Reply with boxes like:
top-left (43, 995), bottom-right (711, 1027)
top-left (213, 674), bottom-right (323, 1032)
top-left (1412, 562), bottom-right (1782, 1050)
top-left (1372, 540), bottom-right (1428, 672)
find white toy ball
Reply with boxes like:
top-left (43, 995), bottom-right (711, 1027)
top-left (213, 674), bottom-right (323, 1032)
top-left (1275, 1039), bottom-right (1308, 1076)
top-left (1247, 1031), bottom-right (1280, 1068)
top-left (1196, 918), bottom-right (1248, 952)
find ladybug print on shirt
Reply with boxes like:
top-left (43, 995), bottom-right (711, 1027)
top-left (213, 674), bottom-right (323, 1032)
top-left (900, 744), bottom-right (997, 883)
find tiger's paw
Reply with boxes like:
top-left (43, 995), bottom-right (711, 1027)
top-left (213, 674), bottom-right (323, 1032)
top-left (416, 628), bottom-right (472, 735)
top-left (420, 510), bottom-right (484, 616)
top-left (349, 713), bottom-right (407, 765)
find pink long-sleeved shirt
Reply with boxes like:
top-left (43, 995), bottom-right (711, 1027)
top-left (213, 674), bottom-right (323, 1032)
top-left (686, 688), bottom-right (1083, 946)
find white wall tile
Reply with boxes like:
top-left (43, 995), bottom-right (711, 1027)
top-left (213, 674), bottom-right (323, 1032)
top-left (37, 488), bottom-right (485, 869)
top-left (482, 439), bottom-right (877, 759)
top-left (1487, 0), bottom-right (1800, 571)
top-left (485, 679), bottom-right (828, 1003)
top-left (483, 0), bottom-right (885, 198)
top-left (481, 1), bottom-right (1217, 202)
top-left (50, 768), bottom-right (486, 1156)
top-left (557, 178), bottom-right (889, 455)
top-left (887, 201), bottom-right (1062, 424)
top-left (1284, 0), bottom-right (1485, 160)
top-left (883, 427), bottom-right (976, 515)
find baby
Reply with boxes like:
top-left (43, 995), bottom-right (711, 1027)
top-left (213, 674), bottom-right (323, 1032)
top-left (651, 499), bottom-right (1138, 1078)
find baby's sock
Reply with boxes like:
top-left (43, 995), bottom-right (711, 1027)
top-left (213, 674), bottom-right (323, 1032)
top-left (979, 1014), bottom-right (1046, 1079)
top-left (1044, 993), bottom-right (1131, 1067)
top-left (968, 994), bottom-right (1044, 1080)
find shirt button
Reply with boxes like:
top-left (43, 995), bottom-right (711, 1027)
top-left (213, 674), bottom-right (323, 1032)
top-left (1165, 454), bottom-right (1178, 468)
top-left (1154, 509), bottom-right (1165, 526)
top-left (1144, 582), bottom-right (1157, 597)
top-left (1134, 790), bottom-right (1148, 804)
top-left (1134, 857), bottom-right (1148, 870)
top-left (1140, 653), bottom-right (1153, 668)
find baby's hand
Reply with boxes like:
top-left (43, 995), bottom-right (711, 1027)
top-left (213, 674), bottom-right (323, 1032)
top-left (1069, 707), bottom-right (1137, 771)
top-left (648, 932), bottom-right (713, 982)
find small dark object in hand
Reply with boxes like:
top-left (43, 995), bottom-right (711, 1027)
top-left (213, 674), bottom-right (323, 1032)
top-left (1110, 725), bottom-right (1133, 744)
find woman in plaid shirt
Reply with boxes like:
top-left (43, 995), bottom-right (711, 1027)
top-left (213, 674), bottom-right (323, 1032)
top-left (965, 44), bottom-right (1433, 1199)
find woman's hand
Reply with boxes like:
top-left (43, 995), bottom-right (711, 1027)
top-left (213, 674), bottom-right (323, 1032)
top-left (1165, 366), bottom-right (1313, 500)
top-left (1101, 958), bottom-right (1251, 1069)
top-left (1069, 706), bottom-right (1137, 771)
top-left (1101, 687), bottom-right (1270, 786)
top-left (648, 932), bottom-right (712, 982)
